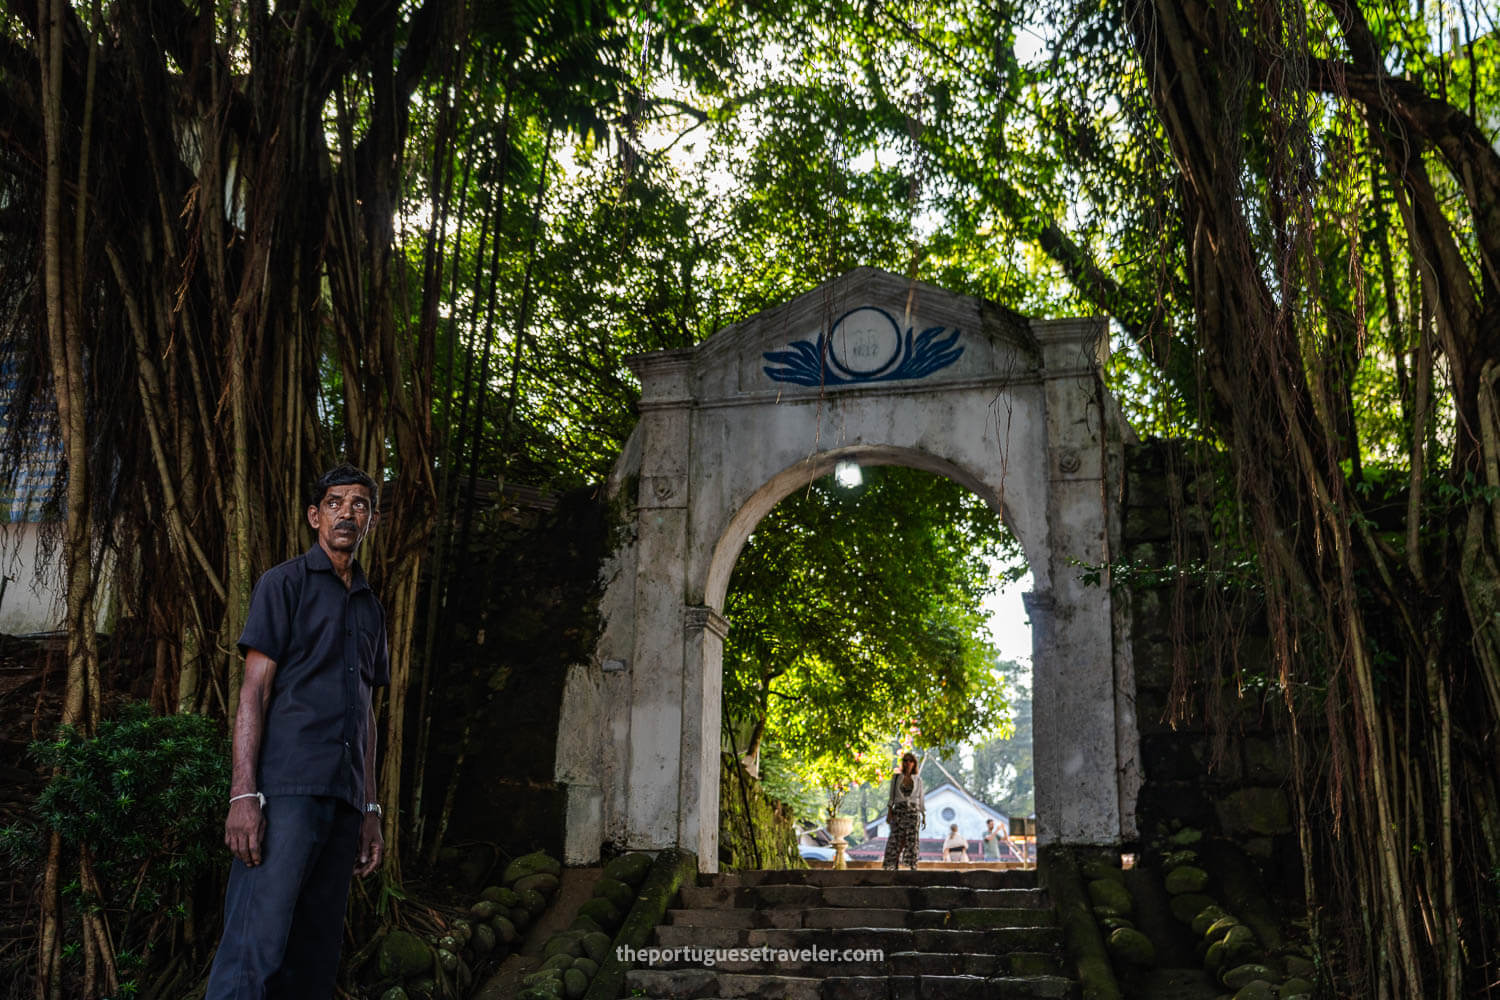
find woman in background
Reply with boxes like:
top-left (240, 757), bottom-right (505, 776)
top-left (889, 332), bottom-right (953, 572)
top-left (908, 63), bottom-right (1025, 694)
top-left (944, 823), bottom-right (970, 863)
top-left (882, 752), bottom-right (925, 870)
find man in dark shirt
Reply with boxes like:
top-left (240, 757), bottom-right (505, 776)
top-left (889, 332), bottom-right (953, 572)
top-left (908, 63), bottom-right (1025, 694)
top-left (206, 464), bottom-right (390, 999)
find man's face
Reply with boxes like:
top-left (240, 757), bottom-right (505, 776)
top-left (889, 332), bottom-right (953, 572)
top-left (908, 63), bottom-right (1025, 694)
top-left (307, 484), bottom-right (374, 554)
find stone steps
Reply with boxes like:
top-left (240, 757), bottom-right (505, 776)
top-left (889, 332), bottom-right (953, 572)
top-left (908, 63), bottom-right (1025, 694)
top-left (624, 867), bottom-right (1076, 1000)
top-left (625, 970), bottom-right (1076, 999)
top-left (708, 869), bottom-right (1039, 888)
top-left (665, 906), bottom-right (1055, 930)
top-left (680, 885), bottom-right (1047, 910)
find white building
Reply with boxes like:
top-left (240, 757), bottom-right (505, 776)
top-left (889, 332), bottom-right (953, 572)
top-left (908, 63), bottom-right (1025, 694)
top-left (865, 781), bottom-right (1010, 843)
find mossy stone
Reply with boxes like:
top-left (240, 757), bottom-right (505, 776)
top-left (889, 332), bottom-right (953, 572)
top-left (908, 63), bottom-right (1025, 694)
top-left (572, 956), bottom-right (599, 978)
top-left (379, 988), bottom-right (409, 1000)
top-left (503, 851), bottom-right (562, 886)
top-left (576, 897), bottom-right (622, 929)
top-left (1284, 955), bottom-right (1315, 978)
top-left (1221, 925), bottom-right (1255, 950)
top-left (562, 967), bottom-right (588, 999)
top-left (470, 899), bottom-right (497, 920)
top-left (543, 931), bottom-right (585, 959)
top-left (490, 915), bottom-right (517, 943)
top-left (542, 952), bottom-right (575, 973)
top-left (594, 876), bottom-right (637, 911)
top-left (377, 930), bottom-right (432, 979)
top-left (1204, 915), bottom-right (1241, 944)
top-left (602, 852), bottom-right (653, 887)
top-left (581, 930), bottom-right (612, 963)
top-left (1092, 905), bottom-right (1124, 920)
top-left (1079, 857), bottom-right (1125, 883)
top-left (1191, 905), bottom-right (1229, 937)
top-left (1086, 878), bottom-right (1134, 916)
top-left (1099, 916), bottom-right (1136, 932)
top-left (471, 923), bottom-right (496, 955)
top-left (523, 969), bottom-right (563, 987)
top-left (1170, 893), bottom-right (1215, 925)
top-left (438, 935), bottom-right (459, 954)
top-left (515, 872), bottom-right (561, 897)
top-left (1168, 827), bottom-right (1203, 846)
top-left (436, 948), bottom-right (458, 972)
top-left (517, 990), bottom-right (556, 1000)
top-left (1164, 865), bottom-right (1210, 895)
top-left (407, 978), bottom-right (436, 999)
top-left (509, 906), bottom-right (532, 930)
top-left (1106, 927), bottom-right (1156, 966)
top-left (1222, 964), bottom-right (1277, 990)
top-left (1231, 982), bottom-right (1276, 1000)
top-left (569, 915), bottom-right (604, 936)
top-left (1205, 927), bottom-right (1256, 973)
top-left (1216, 787), bottom-right (1292, 836)
top-left (519, 887), bottom-right (548, 916)
top-left (481, 885), bottom-right (522, 907)
top-left (1161, 849), bottom-right (1199, 870)
top-left (1281, 977), bottom-right (1313, 996)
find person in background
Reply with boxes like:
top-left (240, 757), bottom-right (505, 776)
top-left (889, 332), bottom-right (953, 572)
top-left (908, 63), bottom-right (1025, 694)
top-left (943, 823), bottom-right (970, 863)
top-left (882, 751), bottom-right (925, 870)
top-left (982, 817), bottom-right (1003, 861)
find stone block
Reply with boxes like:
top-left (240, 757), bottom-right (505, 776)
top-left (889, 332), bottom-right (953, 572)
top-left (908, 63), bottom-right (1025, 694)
top-left (1125, 503), bottom-right (1174, 542)
top-left (1142, 734), bottom-right (1209, 782)
top-left (1242, 737), bottom-right (1288, 783)
top-left (1106, 926), bottom-right (1156, 966)
top-left (1086, 878), bottom-right (1133, 915)
top-left (1164, 865), bottom-right (1209, 895)
top-left (1216, 787), bottom-right (1293, 836)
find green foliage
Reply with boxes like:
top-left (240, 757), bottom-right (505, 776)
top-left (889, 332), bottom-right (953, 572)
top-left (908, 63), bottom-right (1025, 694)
top-left (724, 466), bottom-right (1015, 807)
top-left (7, 703), bottom-right (227, 888)
top-left (922, 658), bottom-right (1033, 818)
top-left (0, 703), bottom-right (228, 984)
top-left (718, 753), bottom-right (803, 870)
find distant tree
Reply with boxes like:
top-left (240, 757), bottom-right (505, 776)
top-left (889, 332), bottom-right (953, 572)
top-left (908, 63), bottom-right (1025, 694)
top-left (723, 466), bottom-right (1017, 795)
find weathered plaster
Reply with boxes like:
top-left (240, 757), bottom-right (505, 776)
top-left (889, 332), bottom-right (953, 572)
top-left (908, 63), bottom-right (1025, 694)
top-left (556, 267), bottom-right (1140, 867)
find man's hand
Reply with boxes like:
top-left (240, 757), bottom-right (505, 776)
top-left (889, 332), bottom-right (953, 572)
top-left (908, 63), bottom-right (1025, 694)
top-left (225, 798), bottom-right (266, 866)
top-left (355, 813), bottom-right (384, 876)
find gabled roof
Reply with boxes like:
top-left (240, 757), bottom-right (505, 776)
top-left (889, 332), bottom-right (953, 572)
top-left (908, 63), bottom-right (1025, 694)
top-left (863, 780), bottom-right (1011, 834)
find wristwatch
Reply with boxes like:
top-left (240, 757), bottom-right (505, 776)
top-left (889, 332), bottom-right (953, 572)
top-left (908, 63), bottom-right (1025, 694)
top-left (364, 802), bottom-right (383, 818)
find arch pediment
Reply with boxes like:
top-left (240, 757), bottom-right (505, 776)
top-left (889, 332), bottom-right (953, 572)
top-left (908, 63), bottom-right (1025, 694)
top-left (692, 267), bottom-right (1045, 403)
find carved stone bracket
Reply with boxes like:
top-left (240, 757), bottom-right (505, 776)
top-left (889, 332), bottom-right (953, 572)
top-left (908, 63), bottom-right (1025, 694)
top-left (684, 605), bottom-right (730, 640)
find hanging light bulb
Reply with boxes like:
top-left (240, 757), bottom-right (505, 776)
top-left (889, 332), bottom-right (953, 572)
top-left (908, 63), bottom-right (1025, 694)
top-left (834, 460), bottom-right (863, 489)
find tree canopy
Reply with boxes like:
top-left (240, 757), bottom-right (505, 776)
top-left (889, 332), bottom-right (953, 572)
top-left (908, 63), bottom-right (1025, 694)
top-left (721, 466), bottom-right (1016, 813)
top-left (3, 0), bottom-right (1500, 995)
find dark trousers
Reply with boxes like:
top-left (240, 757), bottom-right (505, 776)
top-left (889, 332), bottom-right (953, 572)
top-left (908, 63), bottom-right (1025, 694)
top-left (206, 796), bottom-right (362, 1000)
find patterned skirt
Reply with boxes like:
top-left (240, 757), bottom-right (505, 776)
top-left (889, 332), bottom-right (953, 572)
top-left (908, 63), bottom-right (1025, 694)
top-left (882, 800), bottom-right (922, 870)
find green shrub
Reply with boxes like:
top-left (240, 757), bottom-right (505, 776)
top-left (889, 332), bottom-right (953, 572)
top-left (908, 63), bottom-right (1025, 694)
top-left (0, 703), bottom-right (230, 988)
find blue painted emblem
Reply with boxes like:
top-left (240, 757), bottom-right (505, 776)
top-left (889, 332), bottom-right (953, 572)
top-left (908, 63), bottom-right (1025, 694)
top-left (762, 306), bottom-right (964, 387)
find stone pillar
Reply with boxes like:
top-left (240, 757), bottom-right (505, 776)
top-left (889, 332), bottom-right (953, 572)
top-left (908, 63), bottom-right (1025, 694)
top-left (625, 350), bottom-right (695, 849)
top-left (1032, 319), bottom-right (1123, 845)
top-left (681, 605), bottom-right (729, 870)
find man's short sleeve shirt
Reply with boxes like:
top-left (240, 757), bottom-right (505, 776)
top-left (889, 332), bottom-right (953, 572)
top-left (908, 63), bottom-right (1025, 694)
top-left (237, 544), bottom-right (389, 809)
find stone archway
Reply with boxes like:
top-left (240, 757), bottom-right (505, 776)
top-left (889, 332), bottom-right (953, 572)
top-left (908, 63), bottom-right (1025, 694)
top-left (555, 267), bottom-right (1141, 870)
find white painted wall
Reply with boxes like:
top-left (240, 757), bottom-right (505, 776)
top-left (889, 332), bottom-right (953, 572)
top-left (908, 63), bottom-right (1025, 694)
top-left (556, 267), bottom-right (1140, 868)
top-left (870, 784), bottom-right (1009, 841)
top-left (0, 522), bottom-right (65, 634)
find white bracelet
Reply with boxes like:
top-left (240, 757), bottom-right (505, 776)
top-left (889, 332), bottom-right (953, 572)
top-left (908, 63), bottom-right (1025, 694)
top-left (230, 792), bottom-right (265, 808)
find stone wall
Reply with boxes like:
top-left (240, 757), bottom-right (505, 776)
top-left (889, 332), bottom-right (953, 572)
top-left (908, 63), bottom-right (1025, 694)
top-left (1122, 440), bottom-right (1302, 898)
top-left (717, 753), bottom-right (803, 871)
top-left (419, 487), bottom-right (610, 859)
